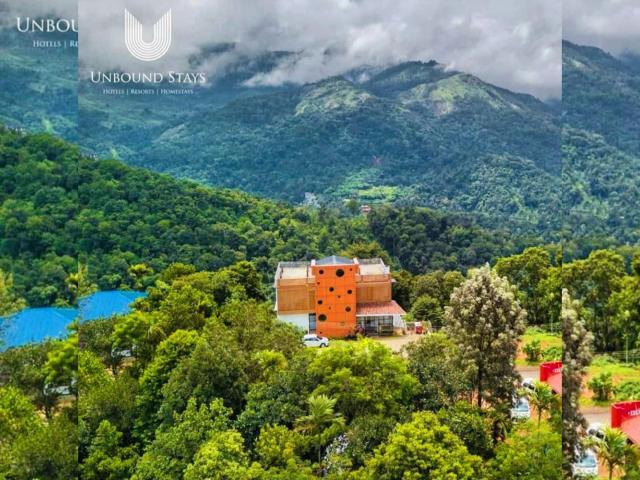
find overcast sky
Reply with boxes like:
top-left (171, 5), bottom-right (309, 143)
top-left (564, 0), bottom-right (640, 56)
top-left (76, 0), bottom-right (561, 99)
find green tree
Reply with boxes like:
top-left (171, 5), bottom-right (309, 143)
top-left (0, 386), bottom-right (42, 452)
top-left (128, 263), bottom-right (154, 290)
top-left (437, 402), bottom-right (494, 459)
top-left (0, 269), bottom-right (26, 316)
top-left (255, 424), bottom-right (304, 469)
top-left (563, 249), bottom-right (625, 351)
top-left (495, 247), bottom-right (552, 325)
top-left (609, 275), bottom-right (640, 354)
top-left (445, 265), bottom-right (526, 408)
top-left (522, 381), bottom-right (556, 427)
top-left (588, 372), bottom-right (614, 402)
top-left (132, 398), bottom-right (231, 480)
top-left (404, 333), bottom-right (471, 410)
top-left (134, 329), bottom-right (199, 443)
top-left (489, 422), bottom-right (561, 480)
top-left (157, 324), bottom-right (248, 423)
top-left (66, 261), bottom-right (97, 304)
top-left (8, 412), bottom-right (79, 480)
top-left (589, 427), bottom-right (633, 480)
top-left (44, 327), bottom-right (78, 399)
top-left (341, 241), bottom-right (392, 265)
top-left (111, 311), bottom-right (156, 368)
top-left (81, 420), bottom-right (138, 480)
top-left (356, 411), bottom-right (482, 480)
top-left (184, 430), bottom-right (264, 480)
top-left (295, 394), bottom-right (345, 465)
top-left (306, 339), bottom-right (418, 421)
top-left (410, 295), bottom-right (443, 328)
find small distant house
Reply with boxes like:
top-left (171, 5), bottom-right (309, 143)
top-left (360, 204), bottom-right (372, 215)
top-left (274, 256), bottom-right (406, 337)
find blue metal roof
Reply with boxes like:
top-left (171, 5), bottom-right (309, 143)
top-left (1, 290), bottom-right (147, 349)
top-left (1, 307), bottom-right (77, 348)
top-left (78, 290), bottom-right (147, 322)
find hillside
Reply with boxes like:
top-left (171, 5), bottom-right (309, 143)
top-left (77, 57), bottom-right (561, 234)
top-left (0, 25), bottom-right (76, 140)
top-left (0, 127), bottom-right (513, 306)
top-left (562, 41), bottom-right (640, 243)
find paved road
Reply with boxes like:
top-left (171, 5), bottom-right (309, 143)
top-left (582, 406), bottom-right (609, 427)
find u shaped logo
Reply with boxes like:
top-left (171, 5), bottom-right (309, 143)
top-left (124, 9), bottom-right (172, 62)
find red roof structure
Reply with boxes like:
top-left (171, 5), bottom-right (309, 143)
top-left (540, 361), bottom-right (562, 394)
top-left (356, 300), bottom-right (406, 316)
top-left (611, 401), bottom-right (640, 444)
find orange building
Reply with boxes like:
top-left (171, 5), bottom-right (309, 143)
top-left (274, 256), bottom-right (406, 337)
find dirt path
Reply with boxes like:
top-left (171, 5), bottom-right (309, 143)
top-left (373, 333), bottom-right (422, 353)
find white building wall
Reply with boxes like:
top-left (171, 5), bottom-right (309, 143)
top-left (277, 313), bottom-right (310, 332)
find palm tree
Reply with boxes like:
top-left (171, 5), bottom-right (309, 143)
top-left (296, 394), bottom-right (345, 465)
top-left (590, 427), bottom-right (630, 480)
top-left (524, 381), bottom-right (556, 427)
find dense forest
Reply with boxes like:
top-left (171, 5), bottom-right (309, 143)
top-left (0, 127), bottom-right (516, 307)
top-left (562, 41), bottom-right (640, 243)
top-left (1, 253), bottom-right (569, 479)
top-left (81, 60), bottom-right (561, 234)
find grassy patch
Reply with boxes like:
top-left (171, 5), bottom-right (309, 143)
top-left (517, 327), bottom-right (561, 366)
top-left (582, 356), bottom-right (640, 407)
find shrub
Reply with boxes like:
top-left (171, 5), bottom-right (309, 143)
top-left (587, 372), bottom-right (614, 402)
top-left (542, 346), bottom-right (562, 362)
top-left (614, 380), bottom-right (640, 401)
top-left (523, 340), bottom-right (542, 362)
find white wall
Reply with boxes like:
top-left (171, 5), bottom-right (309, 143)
top-left (277, 313), bottom-right (309, 332)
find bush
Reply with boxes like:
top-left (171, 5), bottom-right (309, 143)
top-left (614, 380), bottom-right (640, 401)
top-left (587, 372), bottom-right (614, 402)
top-left (523, 340), bottom-right (542, 362)
top-left (542, 346), bottom-right (562, 362)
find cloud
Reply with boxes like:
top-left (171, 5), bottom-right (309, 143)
top-left (564, 0), bottom-right (640, 55)
top-left (0, 0), bottom-right (76, 28)
top-left (79, 0), bottom-right (560, 99)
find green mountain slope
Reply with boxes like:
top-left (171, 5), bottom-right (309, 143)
top-left (0, 26), bottom-right (76, 140)
top-left (0, 127), bottom-right (513, 306)
top-left (562, 41), bottom-right (640, 242)
top-left (77, 59), bottom-right (560, 234)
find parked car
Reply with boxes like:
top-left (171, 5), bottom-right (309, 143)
top-left (572, 449), bottom-right (598, 477)
top-left (510, 397), bottom-right (531, 420)
top-left (586, 422), bottom-right (605, 441)
top-left (521, 377), bottom-right (536, 392)
top-left (303, 334), bottom-right (329, 348)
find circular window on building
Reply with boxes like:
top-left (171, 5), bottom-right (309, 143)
top-left (319, 314), bottom-right (327, 321)
top-left (329, 287), bottom-right (335, 292)
top-left (347, 289), bottom-right (353, 294)
top-left (319, 269), bottom-right (325, 275)
top-left (345, 306), bottom-right (351, 312)
top-left (336, 269), bottom-right (345, 277)
top-left (317, 300), bottom-right (323, 305)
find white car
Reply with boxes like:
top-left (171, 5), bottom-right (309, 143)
top-left (572, 449), bottom-right (598, 477)
top-left (303, 334), bottom-right (329, 348)
top-left (521, 377), bottom-right (536, 392)
top-left (510, 397), bottom-right (531, 420)
top-left (586, 423), bottom-right (605, 441)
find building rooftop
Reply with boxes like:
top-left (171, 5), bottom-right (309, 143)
top-left (275, 257), bottom-right (389, 281)
top-left (316, 255), bottom-right (354, 265)
top-left (356, 300), bottom-right (406, 316)
top-left (1, 290), bottom-right (147, 349)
